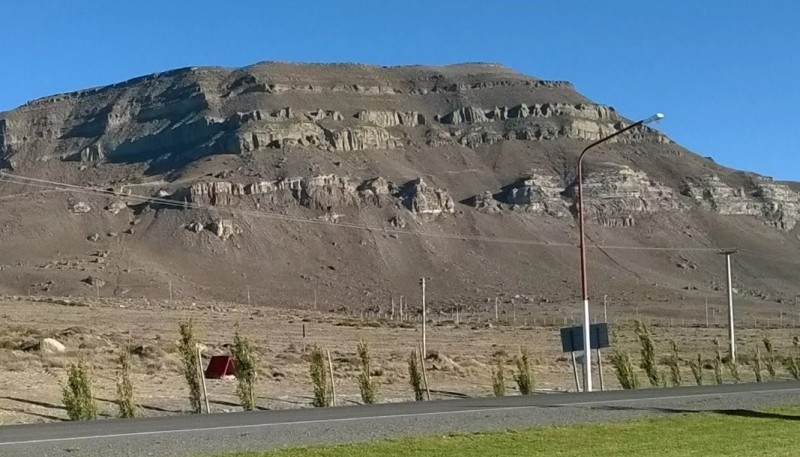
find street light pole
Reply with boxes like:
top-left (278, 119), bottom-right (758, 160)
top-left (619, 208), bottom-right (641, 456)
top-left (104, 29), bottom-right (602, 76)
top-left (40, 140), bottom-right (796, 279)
top-left (576, 112), bottom-right (664, 393)
top-left (719, 249), bottom-right (738, 363)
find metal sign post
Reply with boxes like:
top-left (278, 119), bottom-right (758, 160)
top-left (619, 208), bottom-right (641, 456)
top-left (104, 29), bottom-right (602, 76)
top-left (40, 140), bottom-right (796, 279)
top-left (560, 323), bottom-right (610, 392)
top-left (719, 249), bottom-right (738, 363)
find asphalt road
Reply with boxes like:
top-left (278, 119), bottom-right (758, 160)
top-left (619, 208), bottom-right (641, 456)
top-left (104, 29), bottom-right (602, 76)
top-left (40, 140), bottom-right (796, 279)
top-left (1, 382), bottom-right (799, 457)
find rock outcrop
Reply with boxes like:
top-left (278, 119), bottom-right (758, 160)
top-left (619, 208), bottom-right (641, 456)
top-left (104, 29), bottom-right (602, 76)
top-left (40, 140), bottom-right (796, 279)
top-left (569, 165), bottom-right (682, 227)
top-left (472, 190), bottom-right (502, 214)
top-left (70, 201), bottom-right (91, 214)
top-left (435, 103), bottom-right (669, 147)
top-left (180, 175), bottom-right (456, 219)
top-left (356, 110), bottom-right (425, 127)
top-left (400, 178), bottom-right (455, 216)
top-left (40, 338), bottom-right (66, 354)
top-left (682, 175), bottom-right (800, 230)
top-left (322, 125), bottom-right (399, 151)
top-left (681, 175), bottom-right (759, 215)
top-left (471, 171), bottom-right (569, 217)
top-left (357, 177), bottom-right (394, 206)
top-left (207, 219), bottom-right (240, 239)
top-left (473, 167), bottom-right (680, 226)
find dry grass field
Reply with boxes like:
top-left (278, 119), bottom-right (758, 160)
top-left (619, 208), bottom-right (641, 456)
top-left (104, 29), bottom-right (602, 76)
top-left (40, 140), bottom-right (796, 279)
top-left (0, 294), bottom-right (797, 425)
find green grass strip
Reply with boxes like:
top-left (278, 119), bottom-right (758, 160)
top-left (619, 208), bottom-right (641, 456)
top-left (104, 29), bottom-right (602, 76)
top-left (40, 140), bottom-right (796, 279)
top-left (215, 406), bottom-right (800, 457)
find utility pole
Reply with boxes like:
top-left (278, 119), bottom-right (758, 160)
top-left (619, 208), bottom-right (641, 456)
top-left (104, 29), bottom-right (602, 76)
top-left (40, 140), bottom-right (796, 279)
top-left (720, 249), bottom-right (738, 363)
top-left (705, 298), bottom-right (709, 327)
top-left (420, 277), bottom-right (427, 357)
top-left (494, 297), bottom-right (499, 322)
top-left (603, 295), bottom-right (608, 323)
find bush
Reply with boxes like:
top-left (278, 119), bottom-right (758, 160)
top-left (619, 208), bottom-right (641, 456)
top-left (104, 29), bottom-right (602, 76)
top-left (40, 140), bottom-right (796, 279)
top-left (408, 350), bottom-right (424, 401)
top-left (232, 331), bottom-right (257, 411)
top-left (688, 354), bottom-right (704, 386)
top-left (609, 348), bottom-right (639, 389)
top-left (513, 347), bottom-right (534, 395)
top-left (762, 336), bottom-right (776, 381)
top-left (63, 360), bottom-right (98, 421)
top-left (750, 347), bottom-right (763, 383)
top-left (726, 353), bottom-right (741, 384)
top-left (713, 339), bottom-right (724, 385)
top-left (178, 320), bottom-right (202, 414)
top-left (357, 339), bottom-right (378, 404)
top-left (784, 336), bottom-right (800, 380)
top-left (116, 351), bottom-right (136, 418)
top-left (492, 357), bottom-right (506, 397)
top-left (635, 321), bottom-right (660, 387)
top-left (666, 340), bottom-right (682, 387)
top-left (309, 344), bottom-right (331, 407)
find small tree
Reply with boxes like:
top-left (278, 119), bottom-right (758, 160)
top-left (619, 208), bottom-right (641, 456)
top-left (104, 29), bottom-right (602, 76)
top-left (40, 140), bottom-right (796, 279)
top-left (688, 354), bottom-right (704, 386)
top-left (785, 336), bottom-right (800, 380)
top-left (610, 349), bottom-right (639, 389)
top-left (762, 336), bottom-right (776, 381)
top-left (178, 320), bottom-right (202, 414)
top-left (666, 340), bottom-right (682, 387)
top-left (116, 351), bottom-right (136, 418)
top-left (513, 347), bottom-right (534, 395)
top-left (63, 360), bottom-right (98, 421)
top-left (232, 331), bottom-right (257, 411)
top-left (309, 345), bottom-right (331, 407)
top-left (635, 321), bottom-right (660, 387)
top-left (750, 347), bottom-right (763, 383)
top-left (408, 350), bottom-right (424, 401)
top-left (726, 354), bottom-right (741, 384)
top-left (492, 358), bottom-right (506, 397)
top-left (713, 339), bottom-right (724, 385)
top-left (356, 339), bottom-right (378, 404)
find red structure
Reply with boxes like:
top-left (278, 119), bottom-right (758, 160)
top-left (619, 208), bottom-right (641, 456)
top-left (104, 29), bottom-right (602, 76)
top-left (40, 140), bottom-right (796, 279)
top-left (204, 355), bottom-right (236, 379)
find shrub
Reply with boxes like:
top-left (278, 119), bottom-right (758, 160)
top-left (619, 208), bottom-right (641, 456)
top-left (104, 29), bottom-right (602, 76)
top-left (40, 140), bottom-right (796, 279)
top-left (178, 320), bottom-right (202, 414)
top-left (688, 354), bottom-right (704, 386)
top-left (232, 331), bottom-right (257, 411)
top-left (408, 350), bottom-right (424, 401)
top-left (713, 339), bottom-right (724, 385)
top-left (726, 356), bottom-right (741, 384)
top-left (63, 360), bottom-right (98, 421)
top-left (356, 339), bottom-right (378, 404)
top-left (610, 348), bottom-right (639, 389)
top-left (116, 351), bottom-right (136, 418)
top-left (666, 340), bottom-right (682, 387)
top-left (309, 344), bottom-right (331, 407)
top-left (785, 336), bottom-right (800, 380)
top-left (513, 347), bottom-right (534, 395)
top-left (492, 357), bottom-right (506, 397)
top-left (635, 321), bottom-right (660, 387)
top-left (762, 336), bottom-right (776, 380)
top-left (750, 347), bottom-right (763, 383)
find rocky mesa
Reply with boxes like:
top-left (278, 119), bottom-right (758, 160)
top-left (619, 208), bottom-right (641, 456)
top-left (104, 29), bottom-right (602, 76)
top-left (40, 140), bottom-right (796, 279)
top-left (0, 62), bottom-right (798, 312)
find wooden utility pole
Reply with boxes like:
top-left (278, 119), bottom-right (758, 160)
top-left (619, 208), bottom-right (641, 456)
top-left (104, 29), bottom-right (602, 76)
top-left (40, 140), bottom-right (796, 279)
top-left (495, 297), bottom-right (499, 322)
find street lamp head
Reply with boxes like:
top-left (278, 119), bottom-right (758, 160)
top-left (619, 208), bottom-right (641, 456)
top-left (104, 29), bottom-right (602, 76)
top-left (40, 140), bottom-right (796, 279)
top-left (641, 113), bottom-right (665, 125)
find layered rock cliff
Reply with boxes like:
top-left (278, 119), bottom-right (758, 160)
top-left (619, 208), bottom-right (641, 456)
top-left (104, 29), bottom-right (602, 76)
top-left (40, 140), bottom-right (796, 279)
top-left (0, 62), bottom-right (798, 307)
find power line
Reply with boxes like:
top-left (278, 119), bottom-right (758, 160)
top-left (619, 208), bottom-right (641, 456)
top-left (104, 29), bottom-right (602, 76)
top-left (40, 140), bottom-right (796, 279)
top-left (0, 171), bottom-right (731, 252)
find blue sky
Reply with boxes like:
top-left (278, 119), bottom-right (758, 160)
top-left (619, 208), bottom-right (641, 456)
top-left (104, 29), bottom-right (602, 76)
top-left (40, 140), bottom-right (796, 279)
top-left (2, 1), bottom-right (798, 180)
